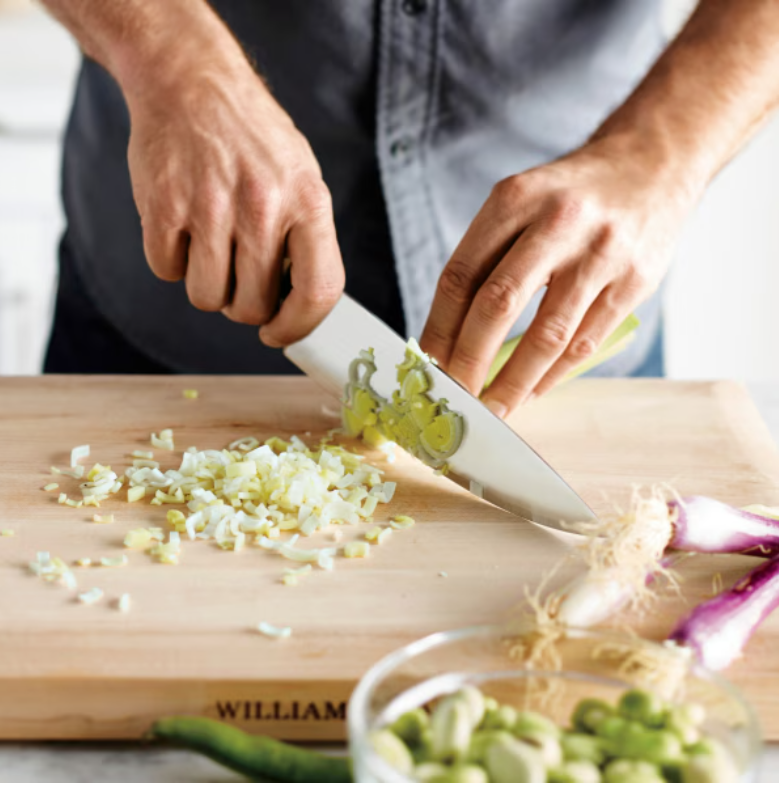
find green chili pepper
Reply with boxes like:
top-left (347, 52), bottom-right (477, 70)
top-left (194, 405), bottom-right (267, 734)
top-left (150, 717), bottom-right (352, 783)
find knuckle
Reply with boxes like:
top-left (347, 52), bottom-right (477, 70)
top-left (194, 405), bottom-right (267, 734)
top-left (566, 334), bottom-right (598, 360)
top-left (243, 178), bottom-right (283, 222)
top-left (588, 220), bottom-right (621, 259)
top-left (196, 184), bottom-right (231, 230)
top-left (622, 265), bottom-right (652, 295)
top-left (450, 346), bottom-right (483, 375)
top-left (145, 190), bottom-right (188, 232)
top-left (490, 377), bottom-right (527, 408)
top-left (477, 276), bottom-right (521, 320)
top-left (491, 175), bottom-right (528, 203)
top-left (296, 176), bottom-right (332, 218)
top-left (437, 258), bottom-right (476, 305)
top-left (527, 314), bottom-right (572, 353)
top-left (299, 276), bottom-right (344, 311)
top-left (547, 192), bottom-right (588, 229)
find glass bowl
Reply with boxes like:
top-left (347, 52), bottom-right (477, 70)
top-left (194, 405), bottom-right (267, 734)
top-left (347, 623), bottom-right (761, 783)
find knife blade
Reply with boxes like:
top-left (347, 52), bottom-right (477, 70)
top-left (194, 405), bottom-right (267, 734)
top-left (284, 294), bottom-right (596, 530)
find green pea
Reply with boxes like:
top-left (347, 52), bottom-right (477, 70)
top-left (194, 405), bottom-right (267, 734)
top-left (484, 735), bottom-right (546, 784)
top-left (662, 760), bottom-right (685, 783)
top-left (674, 702), bottom-right (706, 728)
top-left (466, 730), bottom-right (514, 765)
top-left (514, 710), bottom-right (562, 739)
top-left (369, 729), bottom-right (415, 776)
top-left (680, 739), bottom-right (739, 783)
top-left (430, 763), bottom-right (489, 783)
top-left (411, 728), bottom-right (434, 764)
top-left (415, 762), bottom-right (449, 782)
top-left (516, 728), bottom-right (562, 768)
top-left (604, 758), bottom-right (665, 783)
top-left (597, 719), bottom-right (646, 759)
top-left (455, 686), bottom-right (486, 730)
top-left (483, 696), bottom-right (499, 714)
top-left (665, 717), bottom-right (700, 747)
top-left (594, 715), bottom-right (629, 741)
top-left (560, 732), bottom-right (607, 766)
top-left (684, 736), bottom-right (728, 759)
top-left (430, 696), bottom-right (472, 762)
top-left (548, 759), bottom-right (603, 783)
top-left (622, 728), bottom-right (683, 766)
top-left (482, 704), bottom-right (518, 731)
top-left (572, 698), bottom-right (616, 734)
top-left (618, 689), bottom-right (667, 728)
top-left (390, 707), bottom-right (430, 748)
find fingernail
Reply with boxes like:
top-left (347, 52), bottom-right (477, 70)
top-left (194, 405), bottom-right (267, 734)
top-left (483, 398), bottom-right (507, 419)
top-left (526, 392), bottom-right (537, 404)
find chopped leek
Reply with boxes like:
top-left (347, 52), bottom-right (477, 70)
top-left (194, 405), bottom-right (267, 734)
top-left (342, 343), bottom-right (465, 470)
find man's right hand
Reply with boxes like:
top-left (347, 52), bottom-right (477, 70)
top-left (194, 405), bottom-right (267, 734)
top-left (119, 16), bottom-right (344, 347)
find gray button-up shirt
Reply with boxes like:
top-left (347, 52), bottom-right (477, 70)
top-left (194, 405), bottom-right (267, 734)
top-left (62, 0), bottom-right (666, 374)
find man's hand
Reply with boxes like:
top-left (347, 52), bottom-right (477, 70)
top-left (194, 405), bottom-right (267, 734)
top-left (126, 51), bottom-right (343, 347)
top-left (422, 0), bottom-right (779, 417)
top-left (41, 0), bottom-right (344, 347)
top-left (420, 138), bottom-right (690, 416)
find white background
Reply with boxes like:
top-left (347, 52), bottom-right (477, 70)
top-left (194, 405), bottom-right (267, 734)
top-left (0, 0), bottom-right (777, 380)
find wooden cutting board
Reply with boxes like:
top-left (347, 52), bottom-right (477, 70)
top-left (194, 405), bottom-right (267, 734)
top-left (1, 376), bottom-right (779, 741)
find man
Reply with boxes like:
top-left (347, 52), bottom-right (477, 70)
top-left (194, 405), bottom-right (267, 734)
top-left (41, 1), bottom-right (779, 417)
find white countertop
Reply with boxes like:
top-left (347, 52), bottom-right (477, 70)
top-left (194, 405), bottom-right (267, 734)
top-left (0, 382), bottom-right (777, 782)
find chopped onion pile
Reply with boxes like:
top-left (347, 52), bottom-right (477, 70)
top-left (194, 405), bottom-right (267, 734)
top-left (118, 435), bottom-right (395, 563)
top-left (342, 340), bottom-right (465, 472)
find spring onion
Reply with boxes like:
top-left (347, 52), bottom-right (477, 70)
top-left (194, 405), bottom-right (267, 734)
top-left (669, 496), bottom-right (779, 555)
top-left (668, 553), bottom-right (779, 671)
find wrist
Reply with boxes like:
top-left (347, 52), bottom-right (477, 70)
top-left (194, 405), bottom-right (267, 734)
top-left (584, 122), bottom-right (709, 211)
top-left (110, 5), bottom-right (251, 109)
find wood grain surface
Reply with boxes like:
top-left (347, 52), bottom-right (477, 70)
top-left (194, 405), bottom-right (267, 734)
top-left (1, 376), bottom-right (778, 740)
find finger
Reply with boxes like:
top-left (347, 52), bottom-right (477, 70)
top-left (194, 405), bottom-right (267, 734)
top-left (420, 177), bottom-right (537, 367)
top-left (221, 239), bottom-right (282, 325)
top-left (142, 224), bottom-right (189, 282)
top-left (531, 284), bottom-right (637, 397)
top-left (259, 187), bottom-right (344, 347)
top-left (445, 221), bottom-right (576, 395)
top-left (222, 198), bottom-right (285, 325)
top-left (481, 266), bottom-right (604, 415)
top-left (185, 228), bottom-right (234, 312)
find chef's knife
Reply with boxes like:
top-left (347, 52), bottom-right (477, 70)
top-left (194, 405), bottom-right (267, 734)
top-left (284, 294), bottom-right (596, 530)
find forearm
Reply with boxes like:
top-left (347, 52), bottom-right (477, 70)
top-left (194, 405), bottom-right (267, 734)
top-left (39, 0), bottom-right (249, 97)
top-left (592, 0), bottom-right (779, 201)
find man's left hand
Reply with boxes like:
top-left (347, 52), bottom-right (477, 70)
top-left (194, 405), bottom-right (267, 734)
top-left (420, 136), bottom-right (695, 417)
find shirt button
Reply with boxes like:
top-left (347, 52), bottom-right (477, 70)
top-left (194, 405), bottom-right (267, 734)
top-left (401, 0), bottom-right (427, 16)
top-left (390, 136), bottom-right (414, 157)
